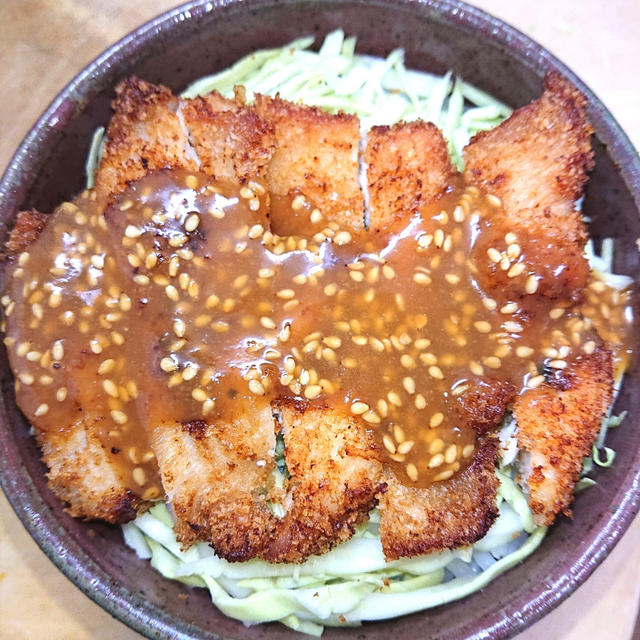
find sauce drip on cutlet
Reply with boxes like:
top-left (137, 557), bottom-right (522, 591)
top-left (2, 170), bottom-right (634, 491)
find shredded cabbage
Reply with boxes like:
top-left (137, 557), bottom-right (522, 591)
top-left (125, 476), bottom-right (544, 635)
top-left (112, 29), bottom-right (626, 635)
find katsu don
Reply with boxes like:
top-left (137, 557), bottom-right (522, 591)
top-left (2, 71), bottom-right (631, 563)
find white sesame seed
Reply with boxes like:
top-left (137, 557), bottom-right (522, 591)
top-left (34, 403), bottom-right (49, 417)
top-left (507, 262), bottom-right (525, 278)
top-left (402, 376), bottom-right (416, 394)
top-left (184, 214), bottom-right (200, 232)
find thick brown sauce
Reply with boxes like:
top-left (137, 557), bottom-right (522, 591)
top-left (2, 170), bottom-right (634, 494)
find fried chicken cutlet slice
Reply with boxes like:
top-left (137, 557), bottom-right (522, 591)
top-left (263, 403), bottom-right (385, 563)
top-left (254, 94), bottom-right (364, 234)
top-left (514, 346), bottom-right (613, 526)
top-left (378, 437), bottom-right (499, 560)
top-left (94, 77), bottom-right (199, 203)
top-left (149, 398), bottom-right (278, 561)
top-left (181, 89), bottom-right (275, 185)
top-left (377, 378), bottom-right (512, 559)
top-left (94, 79), bottom-right (276, 212)
top-left (37, 420), bottom-right (143, 523)
top-left (4, 203), bottom-right (149, 523)
top-left (4, 210), bottom-right (48, 257)
top-left (464, 72), bottom-right (593, 301)
top-left (365, 121), bottom-right (456, 231)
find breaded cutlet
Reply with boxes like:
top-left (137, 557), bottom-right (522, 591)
top-left (378, 437), bottom-right (499, 560)
top-left (94, 77), bottom-right (198, 203)
top-left (254, 94), bottom-right (364, 233)
top-left (515, 346), bottom-right (613, 526)
top-left (463, 71), bottom-right (593, 301)
top-left (365, 121), bottom-right (456, 232)
top-left (181, 89), bottom-right (276, 186)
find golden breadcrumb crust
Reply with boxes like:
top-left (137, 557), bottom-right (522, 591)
top-left (365, 121), bottom-right (455, 231)
top-left (514, 347), bottom-right (613, 526)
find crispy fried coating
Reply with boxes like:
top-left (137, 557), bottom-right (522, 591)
top-left (448, 377), bottom-right (515, 436)
top-left (464, 72), bottom-right (593, 300)
top-left (5, 210), bottom-right (48, 256)
top-left (264, 402), bottom-right (385, 563)
top-left (95, 77), bottom-right (198, 202)
top-left (149, 398), bottom-right (277, 561)
top-left (37, 420), bottom-right (142, 523)
top-left (182, 90), bottom-right (275, 184)
top-left (378, 437), bottom-right (499, 560)
top-left (365, 121), bottom-right (455, 231)
top-left (515, 347), bottom-right (613, 526)
top-left (254, 94), bottom-right (364, 233)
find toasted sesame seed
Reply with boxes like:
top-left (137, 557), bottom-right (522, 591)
top-left (487, 247), bottom-right (502, 263)
top-left (304, 384), bottom-right (322, 399)
top-left (51, 340), bottom-right (64, 361)
top-left (428, 453), bottom-right (444, 469)
top-left (507, 243), bottom-right (521, 260)
top-left (500, 302), bottom-right (518, 314)
top-left (202, 398), bottom-right (215, 415)
top-left (34, 403), bottom-right (49, 416)
top-left (426, 439), bottom-right (443, 456)
top-left (507, 262), bottom-right (525, 278)
top-left (402, 376), bottom-right (416, 394)
top-left (434, 469), bottom-right (454, 482)
top-left (387, 391), bottom-right (402, 407)
top-left (102, 379), bottom-right (119, 398)
top-left (405, 463), bottom-right (418, 481)
top-left (334, 231), bottom-right (352, 245)
top-left (182, 364), bottom-right (198, 381)
top-left (462, 444), bottom-right (475, 458)
top-left (184, 213), bottom-right (200, 232)
top-left (417, 234), bottom-right (433, 249)
top-left (351, 401), bottom-right (369, 415)
top-left (444, 444), bottom-right (457, 464)
top-left (428, 365), bottom-right (444, 380)
top-left (483, 356), bottom-right (502, 369)
top-left (414, 394), bottom-right (427, 410)
top-left (527, 374), bottom-right (545, 389)
top-left (503, 321), bottom-right (523, 333)
top-left (111, 409), bottom-right (128, 424)
top-left (413, 272), bottom-right (431, 286)
top-left (382, 265), bottom-right (395, 279)
top-left (469, 360), bottom-right (484, 376)
top-left (89, 339), bottom-right (103, 354)
top-left (192, 388), bottom-right (207, 402)
top-left (248, 379), bottom-right (265, 395)
top-left (583, 340), bottom-right (596, 355)
top-left (397, 440), bottom-right (414, 455)
top-left (125, 224), bottom-right (142, 238)
top-left (259, 316), bottom-right (276, 330)
top-left (430, 412), bottom-right (444, 428)
top-left (547, 359), bottom-right (567, 369)
top-left (393, 425), bottom-right (406, 442)
top-left (474, 320), bottom-right (492, 333)
top-left (98, 359), bottom-right (115, 375)
top-left (382, 434), bottom-right (396, 454)
top-left (400, 354), bottom-right (416, 369)
top-left (549, 307), bottom-right (565, 320)
top-left (505, 232), bottom-right (517, 244)
top-left (132, 466), bottom-right (146, 486)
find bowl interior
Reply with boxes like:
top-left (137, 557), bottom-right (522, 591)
top-left (1, 2), bottom-right (639, 639)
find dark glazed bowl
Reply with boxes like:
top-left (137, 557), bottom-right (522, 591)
top-left (1, 1), bottom-right (639, 639)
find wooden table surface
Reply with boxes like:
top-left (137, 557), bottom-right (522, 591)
top-left (1, 1), bottom-right (639, 638)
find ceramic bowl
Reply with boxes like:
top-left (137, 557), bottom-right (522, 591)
top-left (1, 1), bottom-right (639, 638)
